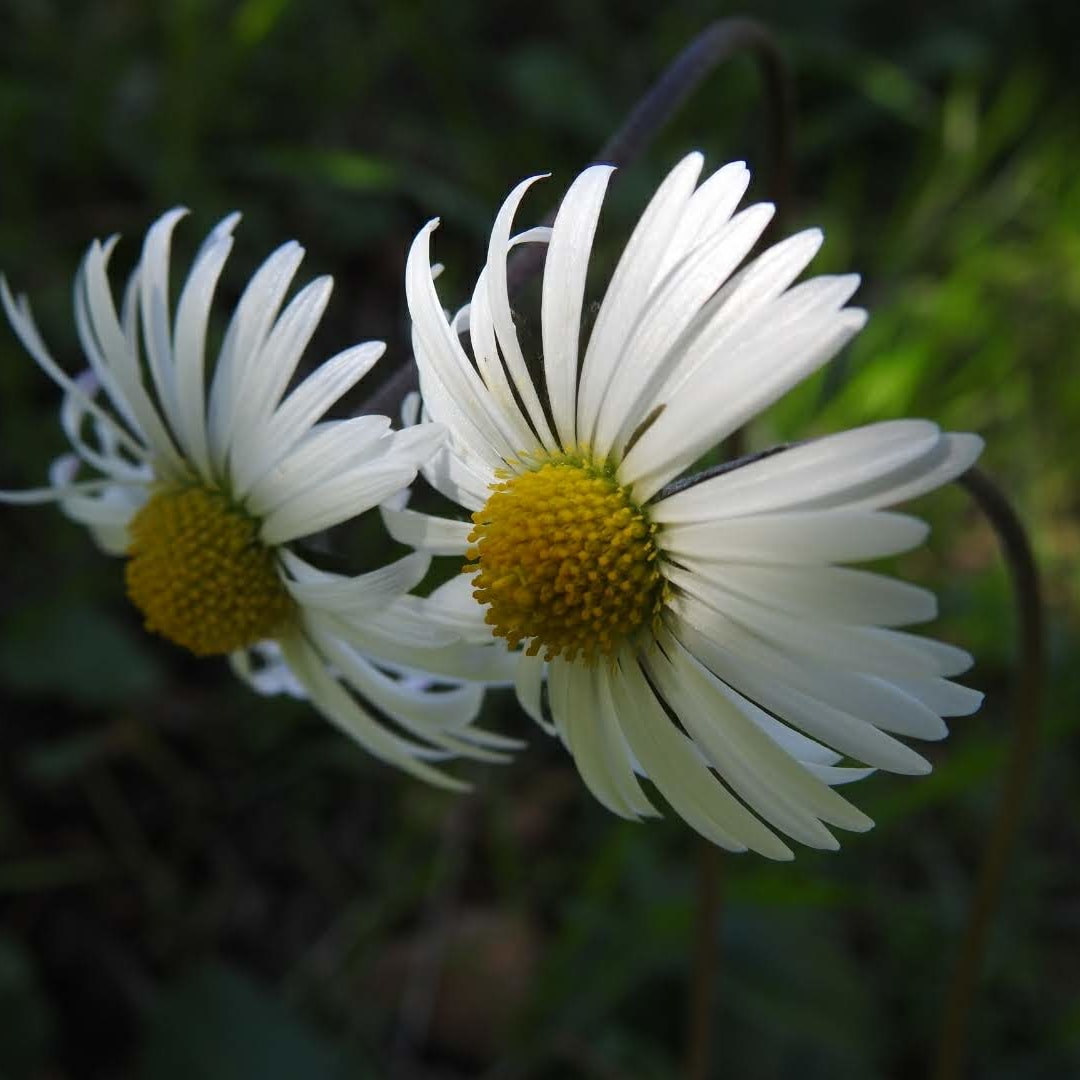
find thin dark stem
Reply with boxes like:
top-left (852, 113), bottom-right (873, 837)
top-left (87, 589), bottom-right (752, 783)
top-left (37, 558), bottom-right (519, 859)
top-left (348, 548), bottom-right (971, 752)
top-left (934, 466), bottom-right (1044, 1080)
top-left (599, 17), bottom-right (793, 207)
top-left (685, 842), bottom-right (723, 1080)
top-left (360, 17), bottom-right (796, 419)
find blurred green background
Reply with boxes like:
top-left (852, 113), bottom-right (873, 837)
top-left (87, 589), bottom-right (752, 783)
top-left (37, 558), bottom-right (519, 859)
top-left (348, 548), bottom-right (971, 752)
top-left (1, 1), bottom-right (1078, 1076)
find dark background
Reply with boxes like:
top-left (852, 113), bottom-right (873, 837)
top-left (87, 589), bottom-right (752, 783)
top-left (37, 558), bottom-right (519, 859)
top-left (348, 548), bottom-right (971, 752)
top-left (1, 1), bottom-right (1078, 1076)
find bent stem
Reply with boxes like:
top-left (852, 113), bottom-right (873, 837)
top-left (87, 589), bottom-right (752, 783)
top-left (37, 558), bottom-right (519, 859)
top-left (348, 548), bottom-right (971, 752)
top-left (934, 466), bottom-right (1044, 1079)
top-left (360, 17), bottom-right (796, 420)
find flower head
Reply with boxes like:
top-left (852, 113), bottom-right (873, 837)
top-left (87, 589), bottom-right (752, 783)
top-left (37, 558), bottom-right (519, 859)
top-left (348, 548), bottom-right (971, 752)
top-left (1, 210), bottom-right (517, 787)
top-left (392, 153), bottom-right (984, 855)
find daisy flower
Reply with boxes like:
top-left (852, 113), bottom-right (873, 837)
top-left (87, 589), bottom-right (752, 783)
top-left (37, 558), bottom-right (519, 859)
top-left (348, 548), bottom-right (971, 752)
top-left (1, 210), bottom-right (517, 788)
top-left (389, 153), bottom-right (984, 856)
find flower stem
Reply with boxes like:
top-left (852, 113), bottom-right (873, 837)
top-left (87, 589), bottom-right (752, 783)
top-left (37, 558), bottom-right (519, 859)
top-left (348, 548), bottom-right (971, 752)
top-left (360, 17), bottom-right (796, 420)
top-left (934, 466), bottom-right (1044, 1079)
top-left (685, 841), bottom-right (724, 1080)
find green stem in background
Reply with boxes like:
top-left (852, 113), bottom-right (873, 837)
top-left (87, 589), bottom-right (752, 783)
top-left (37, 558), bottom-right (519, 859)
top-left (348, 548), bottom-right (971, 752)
top-left (934, 466), bottom-right (1044, 1080)
top-left (360, 16), bottom-right (796, 420)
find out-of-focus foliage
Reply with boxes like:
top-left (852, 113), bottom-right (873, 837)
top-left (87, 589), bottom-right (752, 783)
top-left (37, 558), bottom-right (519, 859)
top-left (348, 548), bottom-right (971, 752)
top-left (1, 1), bottom-right (1078, 1077)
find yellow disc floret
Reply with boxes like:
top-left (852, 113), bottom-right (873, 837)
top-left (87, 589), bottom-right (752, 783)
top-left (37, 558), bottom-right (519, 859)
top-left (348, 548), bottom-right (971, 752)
top-left (466, 456), bottom-right (666, 663)
top-left (125, 486), bottom-right (295, 657)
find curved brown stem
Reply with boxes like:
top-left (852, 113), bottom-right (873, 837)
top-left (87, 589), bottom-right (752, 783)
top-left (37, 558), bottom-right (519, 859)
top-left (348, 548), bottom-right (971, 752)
top-left (934, 466), bottom-right (1044, 1079)
top-left (360, 17), bottom-right (796, 420)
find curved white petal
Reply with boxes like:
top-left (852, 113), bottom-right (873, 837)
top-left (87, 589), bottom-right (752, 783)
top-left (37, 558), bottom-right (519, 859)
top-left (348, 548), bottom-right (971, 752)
top-left (381, 505), bottom-right (473, 556)
top-left (207, 239), bottom-right (305, 469)
top-left (279, 631), bottom-right (468, 790)
top-left (280, 549), bottom-right (431, 616)
top-left (228, 274), bottom-right (334, 486)
top-left (171, 221), bottom-right (237, 477)
top-left (243, 415), bottom-right (392, 516)
top-left (406, 221), bottom-right (522, 464)
top-left (655, 160), bottom-right (751, 279)
top-left (485, 175), bottom-right (559, 452)
top-left (541, 164), bottom-right (615, 448)
top-left (577, 152), bottom-right (705, 445)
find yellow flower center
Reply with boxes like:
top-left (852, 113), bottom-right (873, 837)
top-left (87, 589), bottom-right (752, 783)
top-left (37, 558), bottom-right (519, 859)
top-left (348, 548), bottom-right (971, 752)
top-left (466, 455), bottom-right (666, 663)
top-left (124, 487), bottom-right (295, 657)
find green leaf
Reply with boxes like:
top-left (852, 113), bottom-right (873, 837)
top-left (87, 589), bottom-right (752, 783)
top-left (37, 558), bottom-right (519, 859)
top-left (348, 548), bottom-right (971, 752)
top-left (0, 604), bottom-right (166, 707)
top-left (139, 964), bottom-right (374, 1079)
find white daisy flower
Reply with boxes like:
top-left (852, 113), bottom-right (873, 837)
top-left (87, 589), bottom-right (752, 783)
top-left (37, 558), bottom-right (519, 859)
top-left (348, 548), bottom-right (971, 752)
top-left (390, 153), bottom-right (985, 856)
top-left (1, 209), bottom-right (518, 788)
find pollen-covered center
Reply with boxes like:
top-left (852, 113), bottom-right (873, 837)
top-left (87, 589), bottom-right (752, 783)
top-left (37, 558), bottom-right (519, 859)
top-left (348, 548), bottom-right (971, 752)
top-left (124, 487), bottom-right (295, 657)
top-left (466, 458), bottom-right (666, 663)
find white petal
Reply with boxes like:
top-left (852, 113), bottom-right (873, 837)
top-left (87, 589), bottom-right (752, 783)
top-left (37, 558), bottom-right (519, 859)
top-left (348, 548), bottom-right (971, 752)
top-left (380, 506), bottom-right (472, 556)
top-left (406, 221), bottom-right (522, 464)
top-left (553, 662), bottom-right (635, 817)
top-left (671, 612), bottom-right (955, 741)
top-left (622, 306), bottom-right (867, 500)
top-left (466, 267), bottom-right (539, 452)
top-left (70, 253), bottom-right (146, 441)
top-left (675, 562), bottom-right (937, 627)
top-left (2, 273), bottom-right (149, 465)
top-left (228, 275), bottom-right (334, 486)
top-left (278, 630), bottom-right (467, 789)
top-left (805, 765), bottom-right (876, 787)
top-left (657, 229), bottom-right (830, 403)
top-left (609, 651), bottom-right (794, 859)
top-left (243, 415), bottom-right (392, 515)
top-left (654, 639), bottom-right (872, 836)
top-left (514, 650), bottom-right (549, 732)
top-left (669, 605), bottom-right (933, 773)
top-left (577, 152), bottom-right (705, 444)
top-left (651, 420), bottom-right (942, 523)
top-left (58, 373), bottom-right (145, 479)
top-left (819, 434), bottom-right (985, 512)
top-left (305, 626), bottom-right (513, 764)
top-left (484, 176), bottom-right (559, 451)
top-left (596, 202), bottom-right (775, 461)
top-left (655, 160), bottom-right (751, 279)
top-left (594, 664), bottom-right (659, 817)
top-left (422, 573), bottom-right (494, 644)
top-left (889, 676), bottom-right (984, 716)
top-left (246, 341), bottom-right (385, 477)
top-left (552, 661), bottom-right (656, 819)
top-left (171, 223), bottom-right (236, 477)
top-left (258, 462), bottom-right (419, 545)
top-left (660, 510), bottom-right (929, 565)
top-left (137, 207), bottom-right (189, 444)
top-left (208, 240), bottom-right (305, 468)
top-left (668, 570), bottom-right (949, 678)
top-left (541, 164), bottom-right (615, 448)
top-left (0, 477), bottom-right (140, 504)
top-left (421, 437), bottom-right (494, 511)
top-left (413, 325), bottom-right (508, 475)
top-left (312, 609), bottom-right (517, 685)
top-left (80, 243), bottom-right (189, 477)
top-left (280, 549), bottom-right (430, 615)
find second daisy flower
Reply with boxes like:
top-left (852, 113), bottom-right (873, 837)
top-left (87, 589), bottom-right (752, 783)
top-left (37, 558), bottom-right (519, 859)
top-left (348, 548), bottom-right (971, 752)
top-left (390, 152), bottom-right (984, 858)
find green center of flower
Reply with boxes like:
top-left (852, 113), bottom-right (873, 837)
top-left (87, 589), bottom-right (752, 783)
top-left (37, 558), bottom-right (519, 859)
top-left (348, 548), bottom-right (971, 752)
top-left (125, 487), bottom-right (295, 657)
top-left (466, 455), bottom-right (666, 663)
